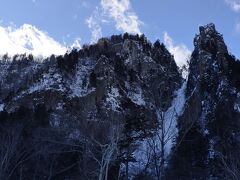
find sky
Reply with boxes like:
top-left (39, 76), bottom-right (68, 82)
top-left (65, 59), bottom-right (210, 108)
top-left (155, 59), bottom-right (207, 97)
top-left (0, 0), bottom-right (239, 65)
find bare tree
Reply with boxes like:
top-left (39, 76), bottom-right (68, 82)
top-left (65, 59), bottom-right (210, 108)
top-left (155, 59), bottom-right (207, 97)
top-left (31, 127), bottom-right (83, 179)
top-left (146, 107), bottom-right (178, 180)
top-left (0, 125), bottom-right (33, 180)
top-left (217, 144), bottom-right (240, 180)
top-left (86, 121), bottom-right (123, 180)
top-left (145, 78), bottom-right (185, 179)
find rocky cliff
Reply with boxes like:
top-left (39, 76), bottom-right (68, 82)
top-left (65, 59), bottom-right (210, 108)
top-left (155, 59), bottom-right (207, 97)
top-left (167, 23), bottom-right (240, 179)
top-left (0, 34), bottom-right (182, 179)
top-left (0, 24), bottom-right (239, 180)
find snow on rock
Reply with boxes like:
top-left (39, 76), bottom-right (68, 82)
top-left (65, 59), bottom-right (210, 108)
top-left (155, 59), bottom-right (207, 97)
top-left (29, 68), bottom-right (66, 93)
top-left (70, 61), bottom-right (95, 97)
top-left (49, 113), bottom-right (61, 128)
top-left (106, 87), bottom-right (121, 111)
top-left (234, 93), bottom-right (240, 113)
top-left (234, 103), bottom-right (240, 113)
top-left (126, 85), bottom-right (146, 106)
top-left (68, 129), bottom-right (81, 140)
top-left (0, 104), bottom-right (4, 111)
top-left (208, 139), bottom-right (215, 159)
top-left (56, 102), bottom-right (64, 110)
top-left (200, 99), bottom-right (210, 132)
top-left (143, 56), bottom-right (154, 63)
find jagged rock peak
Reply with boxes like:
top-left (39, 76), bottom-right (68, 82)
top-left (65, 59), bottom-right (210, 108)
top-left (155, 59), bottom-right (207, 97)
top-left (166, 23), bottom-right (240, 179)
top-left (194, 23), bottom-right (228, 54)
top-left (199, 23), bottom-right (216, 35)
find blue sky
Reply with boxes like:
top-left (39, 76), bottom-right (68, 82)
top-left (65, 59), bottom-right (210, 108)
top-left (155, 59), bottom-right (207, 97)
top-left (0, 0), bottom-right (239, 61)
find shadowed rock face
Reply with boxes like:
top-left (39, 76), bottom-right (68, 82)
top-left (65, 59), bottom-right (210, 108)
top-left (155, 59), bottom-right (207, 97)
top-left (0, 24), bottom-right (240, 179)
top-left (167, 23), bottom-right (240, 179)
top-left (0, 35), bottom-right (181, 127)
top-left (0, 34), bottom-right (182, 179)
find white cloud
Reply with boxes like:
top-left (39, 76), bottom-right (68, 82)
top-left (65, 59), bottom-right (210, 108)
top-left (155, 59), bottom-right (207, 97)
top-left (0, 24), bottom-right (67, 57)
top-left (86, 9), bottom-right (103, 43)
top-left (101, 0), bottom-right (142, 34)
top-left (71, 38), bottom-right (81, 49)
top-left (85, 0), bottom-right (142, 43)
top-left (163, 32), bottom-right (191, 68)
top-left (225, 0), bottom-right (240, 12)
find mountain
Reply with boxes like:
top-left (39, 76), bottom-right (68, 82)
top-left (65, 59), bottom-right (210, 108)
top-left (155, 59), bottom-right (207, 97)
top-left (0, 34), bottom-right (182, 179)
top-left (0, 24), bottom-right (66, 57)
top-left (0, 24), bottom-right (239, 180)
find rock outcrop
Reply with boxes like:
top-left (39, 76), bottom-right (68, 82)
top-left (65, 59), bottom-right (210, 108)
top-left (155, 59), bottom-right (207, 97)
top-left (0, 34), bottom-right (182, 179)
top-left (167, 23), bottom-right (240, 179)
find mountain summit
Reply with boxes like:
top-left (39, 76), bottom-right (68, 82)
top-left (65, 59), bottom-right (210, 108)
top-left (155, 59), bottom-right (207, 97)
top-left (167, 23), bottom-right (240, 179)
top-left (0, 24), bottom-right (66, 57)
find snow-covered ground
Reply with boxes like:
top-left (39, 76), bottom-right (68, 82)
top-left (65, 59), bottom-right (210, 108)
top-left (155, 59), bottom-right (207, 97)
top-left (163, 81), bottom-right (187, 154)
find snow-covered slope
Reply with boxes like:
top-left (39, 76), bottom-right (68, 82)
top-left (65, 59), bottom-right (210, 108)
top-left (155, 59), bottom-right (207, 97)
top-left (0, 24), bottom-right (67, 57)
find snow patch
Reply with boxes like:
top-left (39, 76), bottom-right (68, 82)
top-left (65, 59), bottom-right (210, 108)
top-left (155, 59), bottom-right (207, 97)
top-left (106, 87), bottom-right (121, 111)
top-left (204, 129), bottom-right (210, 135)
top-left (143, 56), bottom-right (154, 63)
top-left (126, 84), bottom-right (145, 106)
top-left (234, 93), bottom-right (240, 113)
top-left (163, 81), bottom-right (187, 155)
top-left (208, 139), bottom-right (215, 159)
top-left (50, 113), bottom-right (61, 127)
top-left (68, 129), bottom-right (81, 140)
top-left (70, 61), bottom-right (95, 97)
top-left (200, 99), bottom-right (210, 132)
top-left (234, 103), bottom-right (240, 113)
top-left (29, 68), bottom-right (65, 93)
top-left (0, 104), bottom-right (4, 111)
top-left (56, 102), bottom-right (64, 110)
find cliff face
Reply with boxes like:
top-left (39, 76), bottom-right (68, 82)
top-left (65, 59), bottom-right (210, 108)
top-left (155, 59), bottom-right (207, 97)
top-left (0, 24), bottom-right (240, 180)
top-left (167, 23), bottom-right (240, 179)
top-left (0, 34), bottom-right (182, 179)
